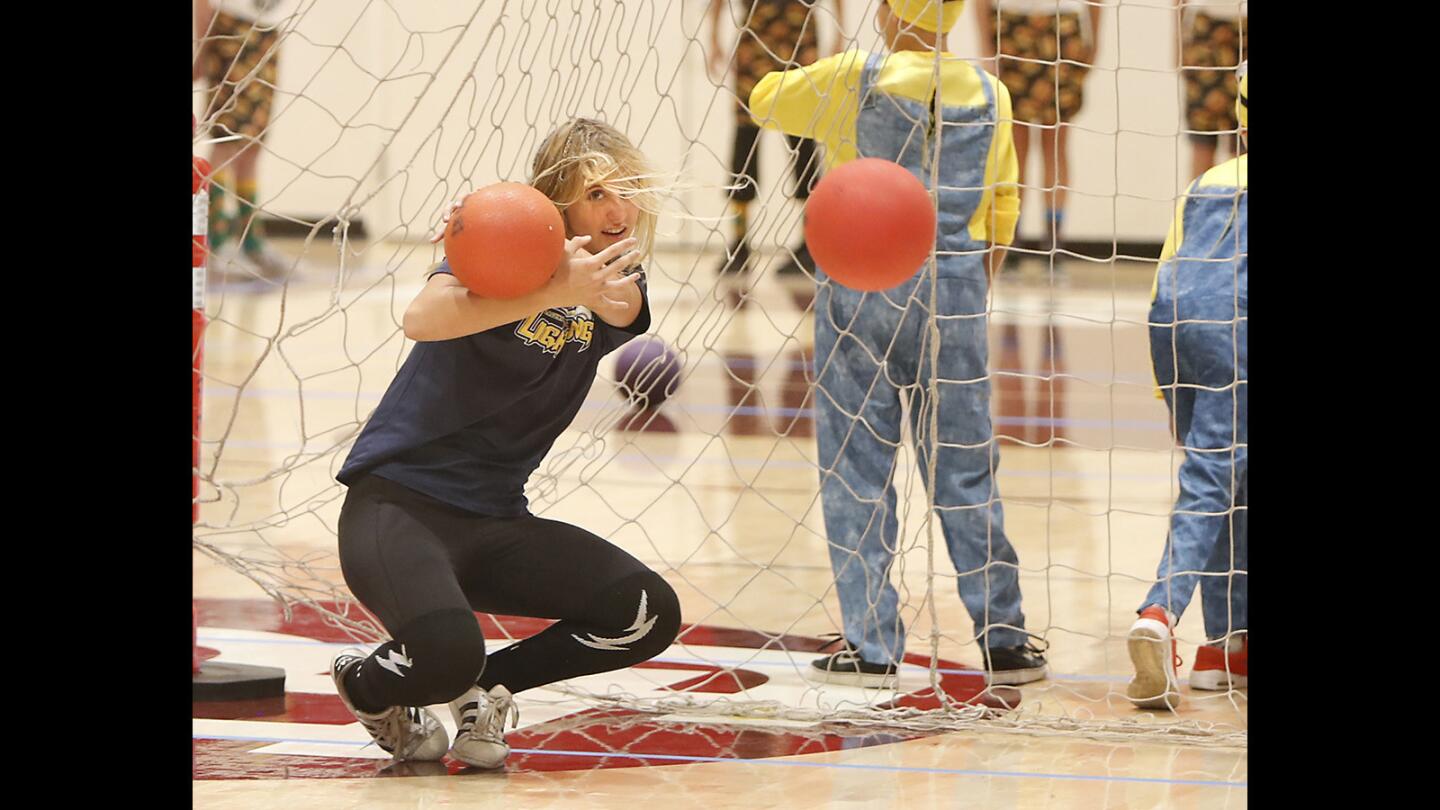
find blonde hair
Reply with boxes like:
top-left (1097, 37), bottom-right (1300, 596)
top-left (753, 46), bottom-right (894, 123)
top-left (530, 118), bottom-right (662, 260)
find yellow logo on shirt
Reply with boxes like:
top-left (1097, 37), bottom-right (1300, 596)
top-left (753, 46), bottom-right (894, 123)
top-left (515, 308), bottom-right (595, 355)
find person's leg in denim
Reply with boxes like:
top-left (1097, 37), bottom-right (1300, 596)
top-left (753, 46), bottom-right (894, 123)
top-left (1199, 458), bottom-right (1247, 642)
top-left (1142, 267), bottom-right (1247, 623)
top-left (813, 278), bottom-right (921, 666)
top-left (909, 277), bottom-right (1027, 649)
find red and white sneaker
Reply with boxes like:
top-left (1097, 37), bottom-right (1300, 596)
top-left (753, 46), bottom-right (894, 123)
top-left (1126, 606), bottom-right (1182, 710)
top-left (1190, 634), bottom-right (1247, 691)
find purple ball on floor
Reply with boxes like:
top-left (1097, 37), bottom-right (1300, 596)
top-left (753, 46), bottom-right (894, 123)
top-left (614, 337), bottom-right (681, 407)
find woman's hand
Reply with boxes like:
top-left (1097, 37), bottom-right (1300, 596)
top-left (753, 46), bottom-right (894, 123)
top-left (429, 195), bottom-right (465, 244)
top-left (429, 196), bottom-right (640, 309)
top-left (547, 235), bottom-right (643, 310)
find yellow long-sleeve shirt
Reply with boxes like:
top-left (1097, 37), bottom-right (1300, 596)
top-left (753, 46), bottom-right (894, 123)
top-left (748, 49), bottom-right (1021, 246)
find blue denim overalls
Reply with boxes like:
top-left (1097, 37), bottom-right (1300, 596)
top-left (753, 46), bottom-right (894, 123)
top-left (813, 52), bottom-right (1029, 665)
top-left (1144, 169), bottom-right (1248, 641)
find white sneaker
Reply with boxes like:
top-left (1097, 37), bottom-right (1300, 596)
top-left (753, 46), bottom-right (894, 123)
top-left (448, 684), bottom-right (519, 769)
top-left (332, 653), bottom-right (450, 761)
top-left (1126, 606), bottom-right (1182, 711)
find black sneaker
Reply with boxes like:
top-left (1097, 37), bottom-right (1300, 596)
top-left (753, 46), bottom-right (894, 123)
top-left (776, 242), bottom-right (814, 277)
top-left (981, 639), bottom-right (1050, 685)
top-left (716, 241), bottom-right (751, 275)
top-left (809, 641), bottom-right (898, 688)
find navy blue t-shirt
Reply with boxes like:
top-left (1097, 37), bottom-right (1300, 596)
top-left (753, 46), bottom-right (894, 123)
top-left (337, 260), bottom-right (650, 516)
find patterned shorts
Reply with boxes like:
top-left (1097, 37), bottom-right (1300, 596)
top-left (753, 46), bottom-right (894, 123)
top-left (996, 11), bottom-right (1091, 126)
top-left (198, 11), bottom-right (281, 140)
top-left (1183, 13), bottom-right (1248, 143)
top-left (734, 0), bottom-right (820, 116)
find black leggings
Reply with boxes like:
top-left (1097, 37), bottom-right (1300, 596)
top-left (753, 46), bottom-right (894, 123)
top-left (336, 474), bottom-right (681, 712)
top-left (729, 123), bottom-right (819, 203)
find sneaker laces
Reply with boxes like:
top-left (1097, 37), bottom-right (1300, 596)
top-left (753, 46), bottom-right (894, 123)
top-left (468, 689), bottom-right (519, 741)
top-left (397, 708), bottom-right (429, 749)
top-left (816, 632), bottom-right (848, 653)
top-left (362, 705), bottom-right (416, 754)
top-left (1021, 634), bottom-right (1050, 656)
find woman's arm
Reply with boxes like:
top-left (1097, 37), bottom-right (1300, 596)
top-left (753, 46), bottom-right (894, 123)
top-left (403, 273), bottom-right (564, 343)
top-left (404, 236), bottom-right (642, 342)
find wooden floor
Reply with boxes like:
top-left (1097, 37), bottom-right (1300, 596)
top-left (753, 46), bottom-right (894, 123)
top-left (193, 238), bottom-right (1247, 807)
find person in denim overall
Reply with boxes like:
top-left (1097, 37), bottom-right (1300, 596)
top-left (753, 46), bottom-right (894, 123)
top-left (749, 0), bottom-right (1048, 687)
top-left (1127, 62), bottom-right (1247, 710)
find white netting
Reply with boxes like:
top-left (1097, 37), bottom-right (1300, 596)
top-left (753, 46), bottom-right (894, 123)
top-left (193, 0), bottom-right (1246, 748)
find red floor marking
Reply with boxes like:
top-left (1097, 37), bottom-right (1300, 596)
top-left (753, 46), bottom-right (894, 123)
top-left (194, 692), bottom-right (355, 725)
top-left (194, 710), bottom-right (923, 780)
top-left (876, 651), bottom-right (1015, 712)
top-left (193, 598), bottom-right (1011, 780)
top-left (477, 613), bottom-right (555, 639)
top-left (674, 623), bottom-right (833, 653)
top-left (502, 707), bottom-right (916, 774)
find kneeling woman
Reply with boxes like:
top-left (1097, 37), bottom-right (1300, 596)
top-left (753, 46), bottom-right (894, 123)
top-left (331, 118), bottom-right (680, 769)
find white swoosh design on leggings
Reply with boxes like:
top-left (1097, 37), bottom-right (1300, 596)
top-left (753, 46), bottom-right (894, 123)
top-left (375, 645), bottom-right (413, 678)
top-left (572, 590), bottom-right (658, 651)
